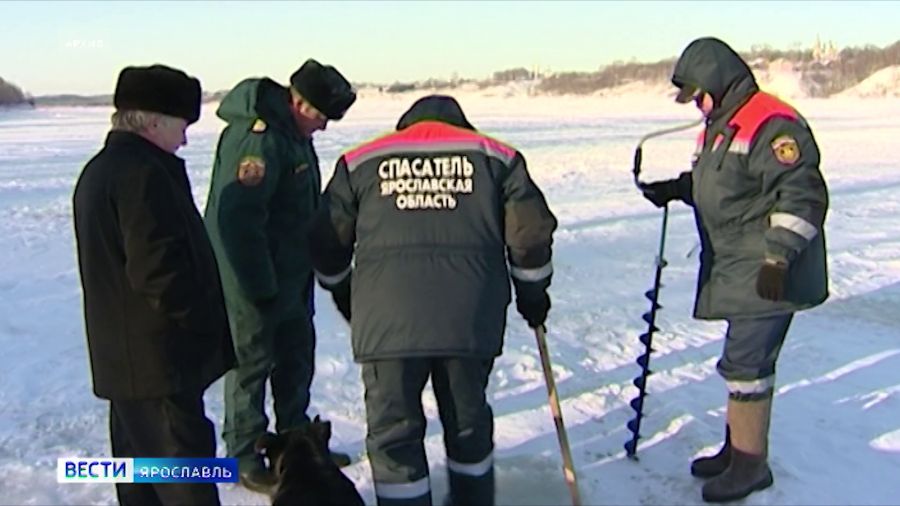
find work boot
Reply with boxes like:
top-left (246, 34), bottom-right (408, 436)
top-left (701, 448), bottom-right (773, 502)
top-left (691, 426), bottom-right (732, 478)
top-left (238, 457), bottom-right (276, 495)
top-left (701, 395), bottom-right (774, 502)
top-left (446, 466), bottom-right (495, 506)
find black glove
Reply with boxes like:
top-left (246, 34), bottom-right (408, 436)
top-left (756, 260), bottom-right (788, 301)
top-left (639, 178), bottom-right (682, 208)
top-left (516, 292), bottom-right (551, 329)
top-left (331, 278), bottom-right (351, 322)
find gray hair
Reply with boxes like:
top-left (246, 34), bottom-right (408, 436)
top-left (110, 110), bottom-right (174, 132)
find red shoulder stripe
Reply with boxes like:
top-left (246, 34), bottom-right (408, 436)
top-left (729, 92), bottom-right (798, 144)
top-left (343, 121), bottom-right (517, 172)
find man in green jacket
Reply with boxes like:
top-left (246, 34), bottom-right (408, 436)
top-left (640, 37), bottom-right (829, 503)
top-left (203, 59), bottom-right (356, 492)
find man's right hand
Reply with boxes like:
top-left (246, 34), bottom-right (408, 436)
top-left (516, 292), bottom-right (551, 329)
top-left (331, 278), bottom-right (351, 322)
top-left (639, 178), bottom-right (682, 208)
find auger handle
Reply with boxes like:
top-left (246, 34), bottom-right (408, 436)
top-left (632, 118), bottom-right (703, 188)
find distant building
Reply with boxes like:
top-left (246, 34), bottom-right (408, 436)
top-left (813, 35), bottom-right (839, 64)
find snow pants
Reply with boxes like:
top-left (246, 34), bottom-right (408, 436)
top-left (362, 357), bottom-right (495, 506)
top-left (718, 313), bottom-right (794, 401)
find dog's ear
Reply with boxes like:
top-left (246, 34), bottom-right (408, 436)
top-left (254, 431), bottom-right (280, 454)
top-left (312, 419), bottom-right (332, 443)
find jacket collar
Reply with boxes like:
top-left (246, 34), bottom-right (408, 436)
top-left (105, 130), bottom-right (185, 167)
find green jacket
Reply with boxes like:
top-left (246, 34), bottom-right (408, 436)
top-left (672, 38), bottom-right (829, 319)
top-left (204, 78), bottom-right (321, 324)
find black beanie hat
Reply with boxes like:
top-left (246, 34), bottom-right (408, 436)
top-left (113, 64), bottom-right (202, 124)
top-left (290, 59), bottom-right (356, 120)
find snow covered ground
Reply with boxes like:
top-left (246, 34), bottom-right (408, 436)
top-left (1, 93), bottom-right (899, 505)
top-left (838, 66), bottom-right (900, 98)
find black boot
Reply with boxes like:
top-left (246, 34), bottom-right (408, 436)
top-left (691, 426), bottom-right (732, 478)
top-left (330, 450), bottom-right (352, 467)
top-left (701, 448), bottom-right (773, 503)
top-left (238, 457), bottom-right (277, 495)
top-left (446, 466), bottom-right (495, 506)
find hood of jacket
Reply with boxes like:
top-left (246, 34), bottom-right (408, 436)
top-left (216, 77), bottom-right (298, 135)
top-left (672, 37), bottom-right (759, 120)
top-left (396, 95), bottom-right (475, 130)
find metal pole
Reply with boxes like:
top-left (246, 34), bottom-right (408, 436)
top-left (625, 117), bottom-right (701, 458)
top-left (534, 325), bottom-right (582, 506)
top-left (625, 203), bottom-right (669, 459)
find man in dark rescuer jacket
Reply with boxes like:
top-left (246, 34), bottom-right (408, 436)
top-left (203, 59), bottom-right (356, 491)
top-left (73, 65), bottom-right (235, 505)
top-left (641, 37), bottom-right (829, 503)
top-left (309, 95), bottom-right (557, 506)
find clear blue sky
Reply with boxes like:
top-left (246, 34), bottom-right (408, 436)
top-left (3, 0), bottom-right (899, 96)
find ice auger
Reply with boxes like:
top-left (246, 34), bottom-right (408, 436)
top-left (625, 118), bottom-right (702, 459)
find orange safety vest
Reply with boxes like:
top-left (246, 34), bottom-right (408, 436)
top-left (695, 92), bottom-right (799, 154)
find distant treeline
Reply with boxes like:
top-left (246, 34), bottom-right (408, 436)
top-left (9, 40), bottom-right (900, 106)
top-left (31, 92), bottom-right (224, 107)
top-left (34, 94), bottom-right (112, 107)
top-left (813, 41), bottom-right (900, 95)
top-left (0, 77), bottom-right (33, 106)
top-left (537, 59), bottom-right (674, 95)
top-left (375, 40), bottom-right (900, 97)
top-left (376, 68), bottom-right (537, 94)
top-left (537, 40), bottom-right (900, 96)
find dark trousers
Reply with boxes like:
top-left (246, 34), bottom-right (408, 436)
top-left (223, 316), bottom-right (316, 465)
top-left (363, 357), bottom-right (495, 506)
top-left (718, 314), bottom-right (794, 380)
top-left (109, 392), bottom-right (220, 506)
top-left (718, 313), bottom-right (794, 400)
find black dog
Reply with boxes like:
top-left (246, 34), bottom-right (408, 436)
top-left (255, 416), bottom-right (364, 506)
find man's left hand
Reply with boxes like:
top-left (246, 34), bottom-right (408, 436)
top-left (756, 260), bottom-right (788, 301)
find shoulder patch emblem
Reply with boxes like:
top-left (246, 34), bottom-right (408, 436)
top-left (771, 135), bottom-right (800, 166)
top-left (237, 156), bottom-right (266, 186)
top-left (251, 118), bottom-right (267, 133)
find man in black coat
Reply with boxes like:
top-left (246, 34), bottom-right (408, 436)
top-left (73, 64), bottom-right (236, 506)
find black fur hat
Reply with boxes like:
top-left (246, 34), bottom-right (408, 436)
top-left (290, 59), bottom-right (356, 120)
top-left (113, 64), bottom-right (202, 124)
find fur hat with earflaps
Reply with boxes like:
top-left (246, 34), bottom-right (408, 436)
top-left (113, 64), bottom-right (202, 124)
top-left (290, 59), bottom-right (356, 120)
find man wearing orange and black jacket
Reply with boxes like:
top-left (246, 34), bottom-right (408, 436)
top-left (309, 95), bottom-right (557, 506)
top-left (640, 37), bottom-right (829, 503)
